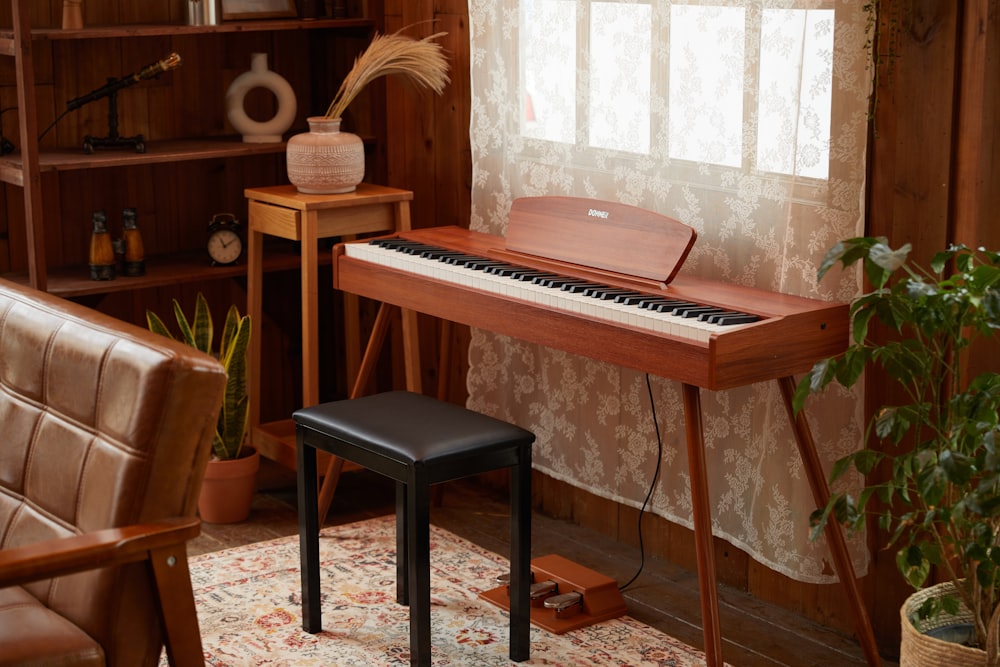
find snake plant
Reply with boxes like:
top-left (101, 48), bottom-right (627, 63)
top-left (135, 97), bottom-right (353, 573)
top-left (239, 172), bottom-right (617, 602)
top-left (147, 293), bottom-right (251, 460)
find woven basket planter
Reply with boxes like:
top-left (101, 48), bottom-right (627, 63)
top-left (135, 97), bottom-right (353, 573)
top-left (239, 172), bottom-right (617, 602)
top-left (900, 581), bottom-right (988, 667)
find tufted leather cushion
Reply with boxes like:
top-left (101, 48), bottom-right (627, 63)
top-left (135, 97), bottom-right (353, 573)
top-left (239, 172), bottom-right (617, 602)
top-left (0, 279), bottom-right (226, 667)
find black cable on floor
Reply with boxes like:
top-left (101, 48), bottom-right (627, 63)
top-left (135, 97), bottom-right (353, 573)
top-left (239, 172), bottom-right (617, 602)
top-left (618, 372), bottom-right (664, 592)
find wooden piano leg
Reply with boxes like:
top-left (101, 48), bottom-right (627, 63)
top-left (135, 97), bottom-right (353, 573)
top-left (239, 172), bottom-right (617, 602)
top-left (681, 383), bottom-right (724, 667)
top-left (316, 303), bottom-right (395, 524)
top-left (777, 376), bottom-right (882, 667)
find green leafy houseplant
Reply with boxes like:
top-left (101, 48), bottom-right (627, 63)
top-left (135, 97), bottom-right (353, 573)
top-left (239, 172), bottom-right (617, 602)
top-left (794, 238), bottom-right (1000, 661)
top-left (147, 293), bottom-right (251, 461)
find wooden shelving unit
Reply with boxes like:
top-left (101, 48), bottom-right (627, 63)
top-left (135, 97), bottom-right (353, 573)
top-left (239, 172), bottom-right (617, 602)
top-left (0, 3), bottom-right (380, 296)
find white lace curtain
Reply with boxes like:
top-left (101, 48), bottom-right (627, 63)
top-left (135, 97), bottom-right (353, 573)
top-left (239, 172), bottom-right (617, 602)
top-left (466, 0), bottom-right (871, 583)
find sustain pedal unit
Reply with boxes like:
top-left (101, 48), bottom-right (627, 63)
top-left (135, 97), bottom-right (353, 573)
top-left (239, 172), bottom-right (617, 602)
top-left (479, 553), bottom-right (627, 634)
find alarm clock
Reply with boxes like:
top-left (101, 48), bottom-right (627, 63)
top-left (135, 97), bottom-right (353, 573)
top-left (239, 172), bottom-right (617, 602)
top-left (207, 213), bottom-right (243, 266)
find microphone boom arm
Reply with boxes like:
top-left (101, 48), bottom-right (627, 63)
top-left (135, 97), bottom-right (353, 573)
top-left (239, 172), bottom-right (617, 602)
top-left (67, 53), bottom-right (182, 111)
top-left (65, 53), bottom-right (182, 154)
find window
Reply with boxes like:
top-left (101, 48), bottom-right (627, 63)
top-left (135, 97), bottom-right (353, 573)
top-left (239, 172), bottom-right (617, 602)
top-left (520, 1), bottom-right (834, 180)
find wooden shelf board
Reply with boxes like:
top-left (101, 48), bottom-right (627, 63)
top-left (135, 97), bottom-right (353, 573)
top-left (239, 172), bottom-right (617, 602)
top-left (0, 138), bottom-right (284, 175)
top-left (2, 245), bottom-right (332, 298)
top-left (0, 135), bottom-right (378, 180)
top-left (0, 18), bottom-right (374, 42)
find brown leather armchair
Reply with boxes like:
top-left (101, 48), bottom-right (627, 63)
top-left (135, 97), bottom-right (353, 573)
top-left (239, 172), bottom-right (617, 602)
top-left (0, 279), bottom-right (227, 667)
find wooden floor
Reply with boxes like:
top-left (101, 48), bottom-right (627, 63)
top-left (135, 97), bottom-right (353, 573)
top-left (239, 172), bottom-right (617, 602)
top-left (194, 460), bottom-right (897, 667)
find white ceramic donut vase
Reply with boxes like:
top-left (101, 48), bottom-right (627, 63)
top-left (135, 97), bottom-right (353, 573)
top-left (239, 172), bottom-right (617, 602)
top-left (225, 53), bottom-right (297, 143)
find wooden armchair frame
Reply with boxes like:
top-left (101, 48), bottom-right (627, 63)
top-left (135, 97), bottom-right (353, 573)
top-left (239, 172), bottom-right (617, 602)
top-left (0, 517), bottom-right (205, 667)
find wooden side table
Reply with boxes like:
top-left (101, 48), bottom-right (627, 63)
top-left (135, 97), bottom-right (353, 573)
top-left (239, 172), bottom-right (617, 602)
top-left (245, 183), bottom-right (420, 469)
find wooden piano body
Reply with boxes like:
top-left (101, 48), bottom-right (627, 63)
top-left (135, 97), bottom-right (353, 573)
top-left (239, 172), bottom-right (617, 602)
top-left (326, 196), bottom-right (880, 667)
top-left (333, 223), bottom-right (849, 391)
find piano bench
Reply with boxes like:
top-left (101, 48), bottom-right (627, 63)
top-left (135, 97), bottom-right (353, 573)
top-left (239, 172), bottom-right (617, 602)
top-left (293, 390), bottom-right (535, 666)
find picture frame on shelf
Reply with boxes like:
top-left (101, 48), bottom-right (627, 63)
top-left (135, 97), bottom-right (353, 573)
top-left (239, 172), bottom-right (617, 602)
top-left (221, 0), bottom-right (297, 20)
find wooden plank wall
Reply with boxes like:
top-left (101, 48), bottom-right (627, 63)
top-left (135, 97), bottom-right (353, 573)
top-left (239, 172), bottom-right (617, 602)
top-left (865, 0), bottom-right (1000, 654)
top-left (382, 0), bottom-right (1000, 658)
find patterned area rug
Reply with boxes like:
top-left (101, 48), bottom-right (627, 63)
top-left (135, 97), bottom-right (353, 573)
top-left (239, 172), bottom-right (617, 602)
top-left (165, 515), bottom-right (711, 666)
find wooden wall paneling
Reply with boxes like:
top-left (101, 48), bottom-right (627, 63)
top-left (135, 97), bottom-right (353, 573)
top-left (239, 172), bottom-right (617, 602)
top-left (55, 170), bottom-right (94, 268)
top-left (149, 162), bottom-right (181, 256)
top-left (950, 0), bottom-right (992, 250)
top-left (53, 40), bottom-right (121, 147)
top-left (865, 0), bottom-right (965, 655)
top-left (115, 39), bottom-right (167, 144)
top-left (0, 1), bottom-right (54, 30)
top-left (119, 164), bottom-right (157, 262)
top-left (146, 79), bottom-right (178, 143)
top-left (432, 15), bottom-right (470, 229)
top-left (169, 35), bottom-right (223, 138)
top-left (0, 176), bottom-right (6, 273)
top-left (271, 31), bottom-right (312, 128)
top-left (118, 1), bottom-right (174, 25)
top-left (869, 3), bottom-right (956, 261)
top-left (383, 19), bottom-right (436, 230)
top-left (3, 174), bottom-right (25, 272)
top-left (83, 0), bottom-right (116, 27)
top-left (0, 82), bottom-right (14, 275)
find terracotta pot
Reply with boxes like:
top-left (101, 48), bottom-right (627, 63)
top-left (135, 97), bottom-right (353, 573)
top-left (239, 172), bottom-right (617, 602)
top-left (900, 581), bottom-right (988, 667)
top-left (286, 116), bottom-right (365, 194)
top-left (198, 446), bottom-right (260, 524)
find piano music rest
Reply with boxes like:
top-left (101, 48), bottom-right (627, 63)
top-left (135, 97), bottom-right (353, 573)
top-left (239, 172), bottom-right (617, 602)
top-left (244, 183), bottom-right (420, 471)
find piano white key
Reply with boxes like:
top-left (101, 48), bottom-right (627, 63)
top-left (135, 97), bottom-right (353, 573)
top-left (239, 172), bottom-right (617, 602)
top-left (344, 242), bottom-right (755, 343)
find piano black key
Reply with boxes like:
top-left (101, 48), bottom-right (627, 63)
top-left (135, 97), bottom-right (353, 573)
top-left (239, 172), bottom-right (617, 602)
top-left (444, 254), bottom-right (490, 266)
top-left (614, 294), bottom-right (655, 305)
top-left (463, 259), bottom-right (507, 271)
top-left (594, 289), bottom-right (643, 301)
top-left (644, 300), bottom-right (699, 313)
top-left (704, 312), bottom-right (761, 325)
top-left (570, 283), bottom-right (611, 296)
top-left (442, 255), bottom-right (477, 265)
top-left (420, 249), bottom-right (467, 261)
top-left (563, 282), bottom-right (605, 294)
top-left (608, 291), bottom-right (647, 303)
top-left (674, 305), bottom-right (720, 317)
top-left (400, 244), bottom-right (437, 255)
top-left (535, 276), bottom-right (582, 288)
top-left (362, 238), bottom-right (762, 331)
top-left (513, 270), bottom-right (554, 281)
top-left (485, 265), bottom-right (526, 277)
top-left (373, 238), bottom-right (423, 251)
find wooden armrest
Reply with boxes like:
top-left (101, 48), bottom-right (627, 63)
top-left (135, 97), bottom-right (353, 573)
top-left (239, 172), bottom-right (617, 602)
top-left (0, 516), bottom-right (201, 588)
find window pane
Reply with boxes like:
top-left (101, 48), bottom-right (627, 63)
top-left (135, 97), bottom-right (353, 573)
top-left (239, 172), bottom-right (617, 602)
top-left (522, 0), bottom-right (577, 143)
top-left (757, 9), bottom-right (834, 178)
top-left (589, 3), bottom-right (651, 152)
top-left (667, 5), bottom-right (745, 167)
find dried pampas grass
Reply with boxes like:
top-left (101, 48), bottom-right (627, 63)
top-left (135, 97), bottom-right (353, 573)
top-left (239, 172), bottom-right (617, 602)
top-left (325, 27), bottom-right (450, 120)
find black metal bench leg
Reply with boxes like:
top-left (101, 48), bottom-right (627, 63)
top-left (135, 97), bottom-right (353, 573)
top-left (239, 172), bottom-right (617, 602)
top-left (396, 480), bottom-right (408, 605)
top-left (407, 478), bottom-right (432, 666)
top-left (297, 432), bottom-right (322, 633)
top-left (509, 449), bottom-right (532, 661)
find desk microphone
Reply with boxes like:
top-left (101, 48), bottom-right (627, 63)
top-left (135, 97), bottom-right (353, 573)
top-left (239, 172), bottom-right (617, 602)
top-left (66, 52), bottom-right (182, 111)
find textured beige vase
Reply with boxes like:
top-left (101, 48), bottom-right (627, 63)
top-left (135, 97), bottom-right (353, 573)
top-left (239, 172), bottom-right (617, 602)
top-left (286, 117), bottom-right (365, 194)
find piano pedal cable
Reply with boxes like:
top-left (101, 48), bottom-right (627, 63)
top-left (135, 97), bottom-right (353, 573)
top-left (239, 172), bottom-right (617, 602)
top-left (618, 373), bottom-right (664, 593)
